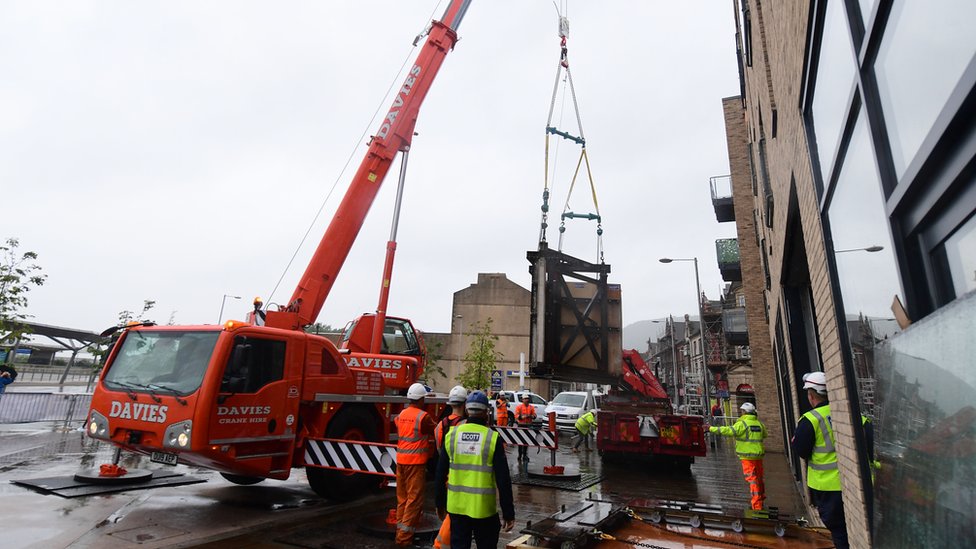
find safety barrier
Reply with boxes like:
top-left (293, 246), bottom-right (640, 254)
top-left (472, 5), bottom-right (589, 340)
top-left (0, 392), bottom-right (92, 426)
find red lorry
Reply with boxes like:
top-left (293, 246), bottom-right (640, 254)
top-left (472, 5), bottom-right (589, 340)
top-left (596, 349), bottom-right (706, 469)
top-left (85, 1), bottom-right (471, 501)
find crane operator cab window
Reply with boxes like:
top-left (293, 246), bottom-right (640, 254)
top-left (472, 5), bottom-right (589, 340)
top-left (220, 336), bottom-right (285, 394)
top-left (380, 318), bottom-right (421, 355)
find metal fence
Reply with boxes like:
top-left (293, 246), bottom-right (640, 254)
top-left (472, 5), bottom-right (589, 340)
top-left (11, 366), bottom-right (96, 385)
top-left (0, 392), bottom-right (92, 426)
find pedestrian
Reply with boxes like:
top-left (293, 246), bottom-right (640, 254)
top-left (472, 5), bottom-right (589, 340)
top-left (395, 382), bottom-right (437, 548)
top-left (432, 385), bottom-right (469, 549)
top-left (790, 371), bottom-right (873, 549)
top-left (711, 401), bottom-right (723, 419)
top-left (435, 391), bottom-right (515, 549)
top-left (707, 402), bottom-right (767, 510)
top-left (572, 409), bottom-right (597, 452)
top-left (514, 393), bottom-right (537, 462)
top-left (494, 393), bottom-right (509, 427)
top-left (0, 369), bottom-right (13, 394)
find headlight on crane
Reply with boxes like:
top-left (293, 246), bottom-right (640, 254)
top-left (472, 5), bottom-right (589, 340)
top-left (163, 420), bottom-right (193, 449)
top-left (87, 410), bottom-right (109, 440)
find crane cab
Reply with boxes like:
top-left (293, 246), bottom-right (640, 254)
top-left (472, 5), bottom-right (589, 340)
top-left (338, 314), bottom-right (426, 390)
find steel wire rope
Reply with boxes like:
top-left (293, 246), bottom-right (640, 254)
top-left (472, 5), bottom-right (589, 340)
top-left (265, 2), bottom-right (445, 309)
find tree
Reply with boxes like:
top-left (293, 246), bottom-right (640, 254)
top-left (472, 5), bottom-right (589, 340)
top-left (419, 339), bottom-right (447, 384)
top-left (88, 300), bottom-right (157, 368)
top-left (304, 322), bottom-right (338, 335)
top-left (0, 238), bottom-right (47, 358)
top-left (455, 318), bottom-right (503, 390)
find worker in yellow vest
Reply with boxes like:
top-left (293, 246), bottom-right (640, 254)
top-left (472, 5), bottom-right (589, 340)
top-left (431, 385), bottom-right (468, 549)
top-left (707, 402), bottom-right (768, 509)
top-left (435, 391), bottom-right (515, 549)
top-left (394, 383), bottom-right (437, 548)
top-left (572, 409), bottom-right (597, 452)
top-left (791, 371), bottom-right (873, 549)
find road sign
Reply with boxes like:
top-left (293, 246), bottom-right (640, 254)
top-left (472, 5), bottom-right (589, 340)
top-left (491, 370), bottom-right (502, 389)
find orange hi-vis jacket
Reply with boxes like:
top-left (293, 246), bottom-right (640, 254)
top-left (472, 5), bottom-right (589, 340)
top-left (434, 413), bottom-right (464, 450)
top-left (515, 403), bottom-right (536, 426)
top-left (495, 400), bottom-right (509, 426)
top-left (396, 406), bottom-right (432, 465)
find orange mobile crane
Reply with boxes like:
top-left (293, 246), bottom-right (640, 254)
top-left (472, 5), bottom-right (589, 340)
top-left (85, 0), bottom-right (471, 501)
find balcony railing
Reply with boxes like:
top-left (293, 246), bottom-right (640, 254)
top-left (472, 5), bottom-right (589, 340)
top-left (715, 238), bottom-right (741, 281)
top-left (723, 307), bottom-right (749, 345)
top-left (710, 175), bottom-right (735, 222)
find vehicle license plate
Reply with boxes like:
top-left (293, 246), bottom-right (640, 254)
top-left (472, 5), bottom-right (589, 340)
top-left (150, 451), bottom-right (179, 466)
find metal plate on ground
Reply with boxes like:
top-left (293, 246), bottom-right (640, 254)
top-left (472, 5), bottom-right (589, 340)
top-left (510, 470), bottom-right (603, 491)
top-left (11, 470), bottom-right (206, 498)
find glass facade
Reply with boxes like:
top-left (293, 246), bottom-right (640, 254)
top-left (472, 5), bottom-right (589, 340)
top-left (875, 0), bottom-right (976, 178)
top-left (874, 292), bottom-right (976, 547)
top-left (810, 0), bottom-right (857, 182)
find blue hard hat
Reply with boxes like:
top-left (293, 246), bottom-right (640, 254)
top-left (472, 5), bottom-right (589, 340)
top-left (465, 390), bottom-right (490, 411)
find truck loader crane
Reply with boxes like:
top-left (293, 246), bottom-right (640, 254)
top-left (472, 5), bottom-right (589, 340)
top-left (85, 0), bottom-right (472, 501)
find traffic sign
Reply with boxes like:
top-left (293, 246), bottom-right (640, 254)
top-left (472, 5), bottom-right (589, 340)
top-left (491, 370), bottom-right (502, 389)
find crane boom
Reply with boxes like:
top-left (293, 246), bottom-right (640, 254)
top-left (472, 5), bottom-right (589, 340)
top-left (267, 0), bottom-right (472, 330)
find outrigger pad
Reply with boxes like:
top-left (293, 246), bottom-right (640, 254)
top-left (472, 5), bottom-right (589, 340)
top-left (510, 470), bottom-right (603, 491)
top-left (11, 470), bottom-right (206, 498)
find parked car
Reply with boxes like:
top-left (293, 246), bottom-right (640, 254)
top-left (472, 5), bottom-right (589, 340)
top-left (490, 390), bottom-right (548, 425)
top-left (545, 390), bottom-right (602, 431)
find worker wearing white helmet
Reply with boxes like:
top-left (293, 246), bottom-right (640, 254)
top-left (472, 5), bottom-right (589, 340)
top-left (706, 401), bottom-right (767, 510)
top-left (431, 385), bottom-right (469, 549)
top-left (394, 382), bottom-right (436, 547)
top-left (791, 370), bottom-right (873, 549)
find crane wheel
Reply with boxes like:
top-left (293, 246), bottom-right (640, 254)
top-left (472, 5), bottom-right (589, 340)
top-left (220, 473), bottom-right (265, 485)
top-left (306, 407), bottom-right (382, 501)
top-left (731, 519), bottom-right (744, 533)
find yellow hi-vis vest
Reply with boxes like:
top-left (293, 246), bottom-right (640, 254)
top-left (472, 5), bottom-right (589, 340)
top-left (445, 423), bottom-right (498, 519)
top-left (802, 404), bottom-right (841, 491)
top-left (712, 413), bottom-right (766, 459)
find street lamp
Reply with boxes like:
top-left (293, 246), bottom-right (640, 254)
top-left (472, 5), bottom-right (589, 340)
top-left (455, 314), bottom-right (464, 366)
top-left (218, 294), bottom-right (241, 323)
top-left (835, 245), bottom-right (884, 253)
top-left (660, 257), bottom-right (711, 420)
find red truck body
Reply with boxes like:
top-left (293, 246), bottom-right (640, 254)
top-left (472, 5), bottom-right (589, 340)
top-left (596, 350), bottom-right (706, 463)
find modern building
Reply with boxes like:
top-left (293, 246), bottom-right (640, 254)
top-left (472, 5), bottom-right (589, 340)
top-left (723, 1), bottom-right (975, 546)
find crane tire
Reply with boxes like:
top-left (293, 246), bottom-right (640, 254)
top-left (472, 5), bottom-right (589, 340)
top-left (306, 407), bottom-right (382, 501)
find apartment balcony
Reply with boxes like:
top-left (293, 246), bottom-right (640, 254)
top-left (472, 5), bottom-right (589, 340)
top-left (710, 175), bottom-right (735, 222)
top-left (723, 307), bottom-right (749, 346)
top-left (716, 238), bottom-right (742, 281)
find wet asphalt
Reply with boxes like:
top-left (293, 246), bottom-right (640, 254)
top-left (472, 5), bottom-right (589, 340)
top-left (0, 424), bottom-right (812, 549)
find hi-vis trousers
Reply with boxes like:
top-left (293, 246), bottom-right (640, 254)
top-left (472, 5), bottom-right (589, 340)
top-left (740, 458), bottom-right (765, 510)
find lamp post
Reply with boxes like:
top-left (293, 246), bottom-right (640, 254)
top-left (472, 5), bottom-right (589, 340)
top-left (455, 314), bottom-right (464, 367)
top-left (218, 294), bottom-right (241, 323)
top-left (653, 316), bottom-right (681, 409)
top-left (660, 257), bottom-right (710, 420)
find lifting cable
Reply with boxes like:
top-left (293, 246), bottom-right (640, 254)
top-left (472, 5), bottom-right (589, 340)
top-left (265, 2), bottom-right (444, 308)
top-left (539, 1), bottom-right (605, 264)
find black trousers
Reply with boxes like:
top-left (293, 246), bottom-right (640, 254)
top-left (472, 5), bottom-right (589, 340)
top-left (812, 489), bottom-right (848, 549)
top-left (449, 512), bottom-right (500, 549)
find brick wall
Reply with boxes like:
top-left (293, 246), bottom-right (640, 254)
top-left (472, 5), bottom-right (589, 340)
top-left (730, 1), bottom-right (870, 546)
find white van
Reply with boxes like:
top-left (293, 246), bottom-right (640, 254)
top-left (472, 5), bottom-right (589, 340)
top-left (545, 390), bottom-right (602, 431)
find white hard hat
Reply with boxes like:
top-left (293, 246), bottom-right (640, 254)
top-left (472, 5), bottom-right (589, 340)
top-left (802, 371), bottom-right (828, 394)
top-left (740, 402), bottom-right (756, 414)
top-left (448, 385), bottom-right (468, 405)
top-left (406, 382), bottom-right (428, 401)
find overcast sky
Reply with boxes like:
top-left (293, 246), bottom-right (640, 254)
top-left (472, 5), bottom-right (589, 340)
top-left (1, 1), bottom-right (740, 337)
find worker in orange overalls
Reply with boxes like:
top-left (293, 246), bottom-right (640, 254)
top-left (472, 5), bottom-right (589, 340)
top-left (432, 385), bottom-right (468, 549)
top-left (494, 393), bottom-right (509, 427)
top-left (395, 383), bottom-right (437, 548)
top-left (514, 393), bottom-right (537, 462)
top-left (707, 402), bottom-right (768, 510)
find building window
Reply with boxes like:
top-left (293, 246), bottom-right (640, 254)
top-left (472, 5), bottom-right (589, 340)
top-left (945, 212), bottom-right (976, 297)
top-left (874, 1), bottom-right (976, 179)
top-left (827, 109), bottom-right (902, 320)
top-left (810, 0), bottom-right (857, 184)
top-left (742, 2), bottom-right (753, 67)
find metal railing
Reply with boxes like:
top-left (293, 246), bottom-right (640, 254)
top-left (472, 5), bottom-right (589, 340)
top-left (0, 392), bottom-right (92, 426)
top-left (10, 366), bottom-right (97, 385)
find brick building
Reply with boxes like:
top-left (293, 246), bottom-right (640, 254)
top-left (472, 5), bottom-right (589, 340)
top-left (723, 1), bottom-right (976, 547)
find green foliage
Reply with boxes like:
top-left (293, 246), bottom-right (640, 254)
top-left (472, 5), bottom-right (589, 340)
top-left (89, 300), bottom-right (157, 366)
top-left (0, 238), bottom-right (47, 354)
top-left (304, 322), bottom-right (338, 334)
top-left (420, 339), bottom-right (447, 382)
top-left (455, 318), bottom-right (503, 390)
